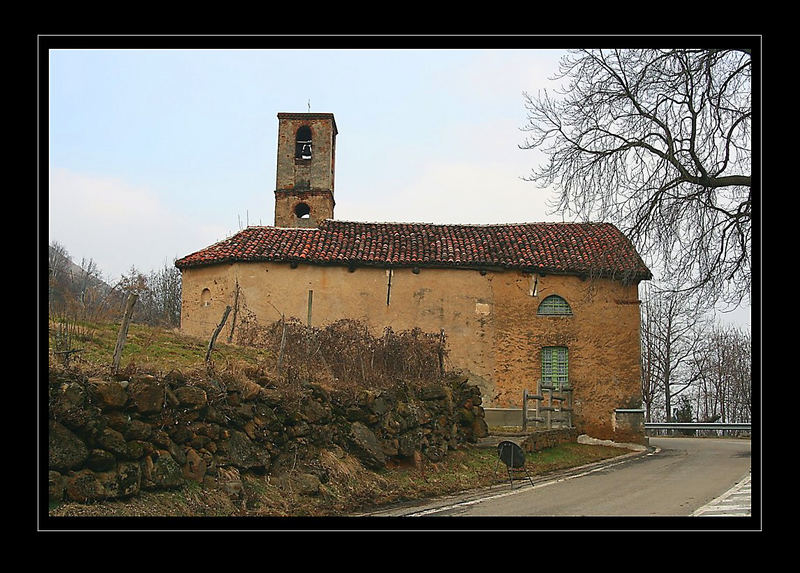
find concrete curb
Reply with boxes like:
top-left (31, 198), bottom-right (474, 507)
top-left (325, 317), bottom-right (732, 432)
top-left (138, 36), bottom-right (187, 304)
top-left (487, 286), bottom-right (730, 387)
top-left (576, 434), bottom-right (650, 452)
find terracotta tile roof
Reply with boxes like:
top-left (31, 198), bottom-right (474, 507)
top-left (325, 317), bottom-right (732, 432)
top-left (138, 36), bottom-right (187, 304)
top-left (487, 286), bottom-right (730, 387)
top-left (175, 220), bottom-right (652, 281)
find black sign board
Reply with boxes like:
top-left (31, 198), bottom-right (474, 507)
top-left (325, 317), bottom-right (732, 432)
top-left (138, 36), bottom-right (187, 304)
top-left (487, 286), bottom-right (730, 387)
top-left (496, 440), bottom-right (534, 487)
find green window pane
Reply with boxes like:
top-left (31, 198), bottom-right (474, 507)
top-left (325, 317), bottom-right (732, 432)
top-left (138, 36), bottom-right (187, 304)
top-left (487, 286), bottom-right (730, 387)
top-left (542, 346), bottom-right (569, 390)
top-left (537, 295), bottom-right (572, 315)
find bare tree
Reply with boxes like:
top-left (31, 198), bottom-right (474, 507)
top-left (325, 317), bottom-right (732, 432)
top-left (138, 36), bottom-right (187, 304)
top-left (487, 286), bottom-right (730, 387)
top-left (74, 257), bottom-right (109, 319)
top-left (521, 48), bottom-right (753, 310)
top-left (147, 260), bottom-right (182, 327)
top-left (116, 262), bottom-right (182, 327)
top-left (49, 241), bottom-right (120, 321)
top-left (693, 325), bottom-right (752, 424)
top-left (48, 241), bottom-right (72, 313)
top-left (49, 244), bottom-right (181, 328)
top-left (640, 284), bottom-right (709, 422)
top-left (640, 294), bottom-right (659, 422)
top-left (48, 241), bottom-right (71, 284)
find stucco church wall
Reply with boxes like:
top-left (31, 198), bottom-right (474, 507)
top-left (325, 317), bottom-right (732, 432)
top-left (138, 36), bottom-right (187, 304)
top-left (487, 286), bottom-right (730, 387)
top-left (180, 262), bottom-right (643, 441)
top-left (180, 263), bottom-right (497, 393)
top-left (489, 272), bottom-right (643, 441)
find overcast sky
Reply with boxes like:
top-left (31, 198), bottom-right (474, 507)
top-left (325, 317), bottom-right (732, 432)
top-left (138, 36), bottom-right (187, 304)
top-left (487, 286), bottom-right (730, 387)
top-left (46, 44), bottom-right (751, 329)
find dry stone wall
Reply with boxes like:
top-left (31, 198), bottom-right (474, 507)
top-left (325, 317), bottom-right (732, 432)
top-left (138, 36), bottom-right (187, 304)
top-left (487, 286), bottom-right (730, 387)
top-left (48, 368), bottom-right (489, 504)
top-left (520, 428), bottom-right (578, 453)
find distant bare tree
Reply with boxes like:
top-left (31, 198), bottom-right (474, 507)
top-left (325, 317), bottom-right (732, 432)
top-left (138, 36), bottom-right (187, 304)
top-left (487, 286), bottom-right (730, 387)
top-left (76, 258), bottom-right (101, 297)
top-left (640, 284), bottom-right (708, 422)
top-left (640, 294), bottom-right (659, 422)
top-left (147, 260), bottom-right (182, 327)
top-left (48, 241), bottom-right (72, 313)
top-left (693, 325), bottom-right (752, 424)
top-left (73, 257), bottom-right (110, 319)
top-left (117, 265), bottom-right (149, 298)
top-left (49, 244), bottom-right (181, 329)
top-left (48, 241), bottom-right (70, 282)
top-left (48, 241), bottom-right (120, 321)
top-left (521, 48), bottom-right (752, 310)
top-left (117, 262), bottom-right (181, 327)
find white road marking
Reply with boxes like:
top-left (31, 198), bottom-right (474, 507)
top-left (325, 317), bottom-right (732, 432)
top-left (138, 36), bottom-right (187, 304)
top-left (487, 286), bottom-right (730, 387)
top-left (692, 473), bottom-right (751, 517)
top-left (405, 456), bottom-right (639, 517)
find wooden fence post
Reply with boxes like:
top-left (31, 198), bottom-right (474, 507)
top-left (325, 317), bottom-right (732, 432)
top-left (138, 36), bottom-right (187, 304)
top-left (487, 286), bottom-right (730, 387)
top-left (226, 281), bottom-right (240, 343)
top-left (206, 305), bottom-right (232, 364)
top-left (112, 293), bottom-right (138, 374)
top-left (276, 314), bottom-right (287, 371)
top-left (438, 328), bottom-right (445, 376)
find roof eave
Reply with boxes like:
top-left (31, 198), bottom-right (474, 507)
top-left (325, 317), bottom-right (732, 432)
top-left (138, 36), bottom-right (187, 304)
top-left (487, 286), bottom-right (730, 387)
top-left (176, 256), bottom-right (651, 281)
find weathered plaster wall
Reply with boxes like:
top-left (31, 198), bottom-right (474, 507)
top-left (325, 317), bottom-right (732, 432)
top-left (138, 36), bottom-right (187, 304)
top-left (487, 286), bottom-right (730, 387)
top-left (180, 262), bottom-right (644, 441)
top-left (274, 114), bottom-right (336, 227)
top-left (181, 263), bottom-right (497, 395)
top-left (274, 190), bottom-right (334, 228)
top-left (490, 272), bottom-right (643, 440)
top-left (275, 115), bottom-right (336, 194)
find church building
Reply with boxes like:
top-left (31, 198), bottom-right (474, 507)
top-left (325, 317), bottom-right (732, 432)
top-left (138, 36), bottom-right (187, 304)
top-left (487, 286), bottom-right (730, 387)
top-left (175, 112), bottom-right (652, 444)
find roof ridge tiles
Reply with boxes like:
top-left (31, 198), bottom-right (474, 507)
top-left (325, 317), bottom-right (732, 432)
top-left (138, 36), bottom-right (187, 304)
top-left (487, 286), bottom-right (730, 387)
top-left (321, 219), bottom-right (607, 228)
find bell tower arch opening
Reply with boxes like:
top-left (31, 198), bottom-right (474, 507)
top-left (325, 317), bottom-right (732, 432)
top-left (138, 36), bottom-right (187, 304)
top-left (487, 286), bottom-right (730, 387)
top-left (274, 112), bottom-right (337, 228)
top-left (294, 202), bottom-right (311, 219)
top-left (295, 125), bottom-right (313, 160)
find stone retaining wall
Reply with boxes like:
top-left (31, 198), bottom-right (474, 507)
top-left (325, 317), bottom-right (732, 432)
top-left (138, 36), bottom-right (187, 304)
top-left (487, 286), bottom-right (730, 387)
top-left (48, 368), bottom-right (488, 503)
top-left (520, 428), bottom-right (579, 453)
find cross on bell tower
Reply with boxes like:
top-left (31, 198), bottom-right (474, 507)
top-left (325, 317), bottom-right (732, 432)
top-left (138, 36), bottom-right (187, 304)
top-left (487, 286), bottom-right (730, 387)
top-left (274, 112), bottom-right (337, 228)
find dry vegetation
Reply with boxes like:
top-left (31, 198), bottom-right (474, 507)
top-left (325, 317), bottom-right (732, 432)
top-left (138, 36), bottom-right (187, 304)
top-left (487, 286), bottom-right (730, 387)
top-left (46, 314), bottom-right (627, 519)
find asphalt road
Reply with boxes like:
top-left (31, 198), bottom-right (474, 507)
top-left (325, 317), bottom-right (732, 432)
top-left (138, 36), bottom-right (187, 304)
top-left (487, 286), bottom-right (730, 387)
top-left (358, 437), bottom-right (753, 520)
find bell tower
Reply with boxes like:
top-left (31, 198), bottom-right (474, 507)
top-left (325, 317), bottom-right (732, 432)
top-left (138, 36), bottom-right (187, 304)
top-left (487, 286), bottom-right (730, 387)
top-left (274, 112), bottom-right (337, 228)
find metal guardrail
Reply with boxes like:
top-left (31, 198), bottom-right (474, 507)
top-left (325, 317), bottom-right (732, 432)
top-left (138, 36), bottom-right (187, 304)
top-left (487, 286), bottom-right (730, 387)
top-left (644, 422), bottom-right (751, 431)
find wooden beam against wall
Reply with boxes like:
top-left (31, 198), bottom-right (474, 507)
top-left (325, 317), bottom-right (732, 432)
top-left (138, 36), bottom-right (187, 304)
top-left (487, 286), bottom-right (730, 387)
top-left (112, 293), bottom-right (138, 375)
top-left (206, 305), bottom-right (232, 364)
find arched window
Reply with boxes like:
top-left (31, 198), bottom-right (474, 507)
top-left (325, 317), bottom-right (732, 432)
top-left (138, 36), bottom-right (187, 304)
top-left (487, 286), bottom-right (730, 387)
top-left (294, 202), bottom-right (311, 219)
top-left (537, 295), bottom-right (572, 316)
top-left (295, 126), bottom-right (312, 159)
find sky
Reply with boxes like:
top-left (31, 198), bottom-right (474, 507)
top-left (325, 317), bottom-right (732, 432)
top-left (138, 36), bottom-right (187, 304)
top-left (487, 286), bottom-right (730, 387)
top-left (45, 44), bottom-right (751, 329)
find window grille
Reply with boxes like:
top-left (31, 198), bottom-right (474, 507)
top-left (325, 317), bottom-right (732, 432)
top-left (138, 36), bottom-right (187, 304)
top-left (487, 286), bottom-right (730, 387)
top-left (541, 346), bottom-right (569, 390)
top-left (537, 294), bottom-right (572, 315)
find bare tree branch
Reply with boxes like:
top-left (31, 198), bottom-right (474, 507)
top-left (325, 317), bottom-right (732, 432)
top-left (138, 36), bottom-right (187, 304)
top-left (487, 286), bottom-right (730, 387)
top-left (521, 48), bottom-right (752, 308)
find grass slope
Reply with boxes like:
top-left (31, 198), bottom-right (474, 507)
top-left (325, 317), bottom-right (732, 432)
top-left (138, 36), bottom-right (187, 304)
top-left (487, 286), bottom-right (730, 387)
top-left (46, 317), bottom-right (628, 518)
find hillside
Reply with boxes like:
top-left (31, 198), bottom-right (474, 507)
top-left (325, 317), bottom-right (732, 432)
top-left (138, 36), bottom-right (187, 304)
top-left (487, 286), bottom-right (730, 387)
top-left (46, 317), bottom-right (627, 519)
top-left (49, 244), bottom-right (116, 295)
